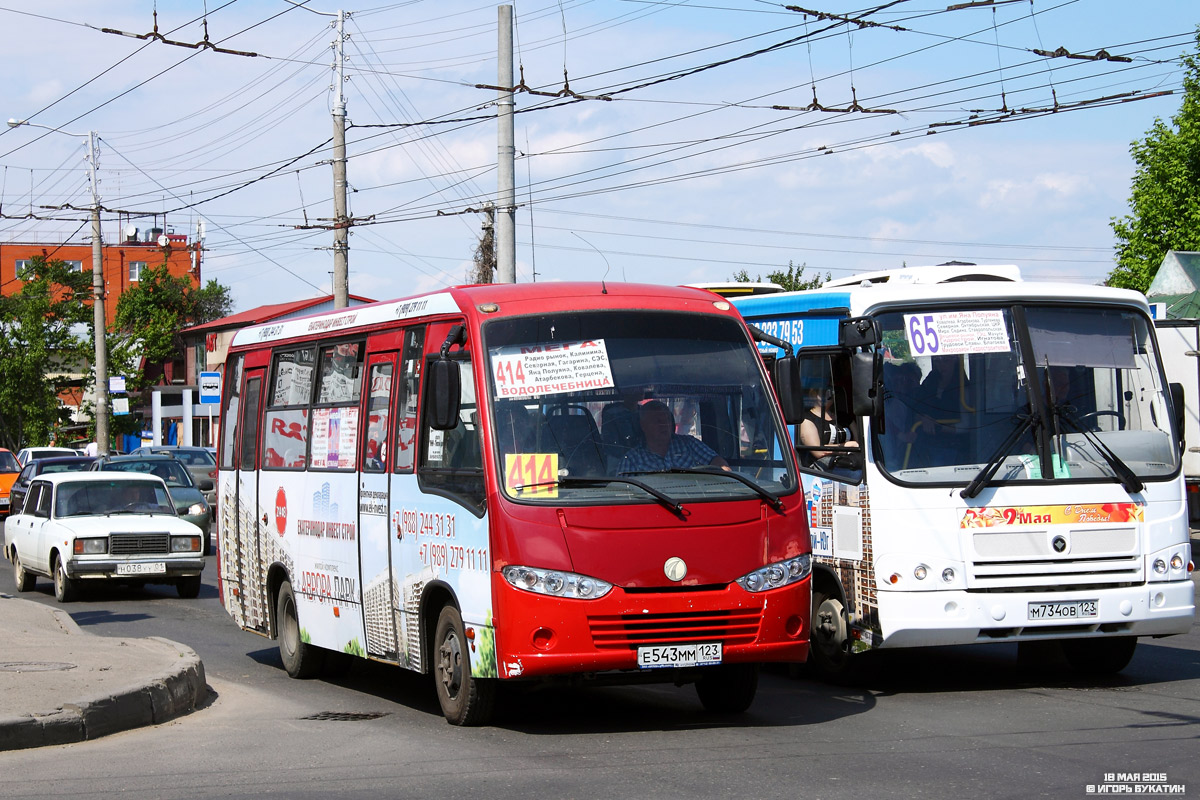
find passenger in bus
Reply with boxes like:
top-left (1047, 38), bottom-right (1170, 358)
top-left (798, 386), bottom-right (858, 462)
top-left (618, 400), bottom-right (729, 474)
top-left (914, 355), bottom-right (971, 423)
top-left (493, 402), bottom-right (538, 457)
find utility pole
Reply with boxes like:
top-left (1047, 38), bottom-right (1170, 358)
top-left (496, 5), bottom-right (517, 283)
top-left (332, 8), bottom-right (350, 308)
top-left (87, 130), bottom-right (110, 455)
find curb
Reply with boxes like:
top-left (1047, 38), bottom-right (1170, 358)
top-left (0, 638), bottom-right (207, 751)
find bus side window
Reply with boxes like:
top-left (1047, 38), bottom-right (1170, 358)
top-left (418, 352), bottom-right (485, 514)
top-left (393, 326), bottom-right (425, 474)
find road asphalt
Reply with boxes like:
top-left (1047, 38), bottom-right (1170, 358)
top-left (0, 593), bottom-right (206, 751)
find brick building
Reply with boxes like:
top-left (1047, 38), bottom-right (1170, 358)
top-left (0, 224), bottom-right (201, 441)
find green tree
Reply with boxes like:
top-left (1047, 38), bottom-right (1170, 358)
top-left (1107, 31), bottom-right (1200, 292)
top-left (0, 257), bottom-right (93, 450)
top-left (110, 264), bottom-right (233, 440)
top-left (730, 261), bottom-right (829, 291)
top-left (114, 263), bottom-right (233, 367)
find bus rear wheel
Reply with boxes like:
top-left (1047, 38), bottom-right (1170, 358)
top-left (1062, 636), bottom-right (1138, 674)
top-left (695, 663), bottom-right (758, 713)
top-left (808, 591), bottom-right (856, 682)
top-left (433, 605), bottom-right (496, 726)
top-left (277, 580), bottom-right (325, 678)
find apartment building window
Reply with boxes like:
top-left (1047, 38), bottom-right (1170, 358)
top-left (64, 260), bottom-right (83, 272)
top-left (129, 261), bottom-right (146, 282)
top-left (14, 259), bottom-right (32, 278)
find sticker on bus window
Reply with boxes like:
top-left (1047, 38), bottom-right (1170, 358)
top-left (903, 311), bottom-right (1010, 357)
top-left (490, 339), bottom-right (615, 400)
top-left (505, 453), bottom-right (559, 497)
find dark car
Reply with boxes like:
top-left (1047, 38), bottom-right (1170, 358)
top-left (129, 446), bottom-right (217, 507)
top-left (92, 454), bottom-right (213, 555)
top-left (9, 456), bottom-right (97, 515)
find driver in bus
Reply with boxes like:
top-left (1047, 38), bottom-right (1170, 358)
top-left (618, 400), bottom-right (730, 474)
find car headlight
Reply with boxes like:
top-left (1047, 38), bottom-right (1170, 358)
top-left (171, 535), bottom-right (202, 553)
top-left (73, 537), bottom-right (107, 555)
top-left (187, 502), bottom-right (207, 516)
top-left (502, 565), bottom-right (613, 599)
top-left (736, 554), bottom-right (811, 593)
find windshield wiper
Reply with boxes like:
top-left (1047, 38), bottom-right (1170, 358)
top-left (961, 413), bottom-right (1037, 499)
top-left (648, 467), bottom-right (786, 514)
top-left (515, 476), bottom-right (688, 519)
top-left (1051, 406), bottom-right (1144, 494)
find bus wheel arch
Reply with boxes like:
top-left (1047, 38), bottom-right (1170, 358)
top-left (275, 577), bottom-right (325, 678)
top-left (421, 583), bottom-right (496, 725)
top-left (265, 562), bottom-right (290, 639)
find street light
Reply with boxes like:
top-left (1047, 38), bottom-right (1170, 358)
top-left (7, 118), bottom-right (110, 455)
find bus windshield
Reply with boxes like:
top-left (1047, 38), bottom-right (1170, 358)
top-left (874, 304), bottom-right (1178, 485)
top-left (483, 310), bottom-right (796, 504)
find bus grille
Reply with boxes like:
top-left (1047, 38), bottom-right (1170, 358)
top-left (109, 533), bottom-right (170, 555)
top-left (588, 609), bottom-right (761, 650)
top-left (969, 555), bottom-right (1142, 590)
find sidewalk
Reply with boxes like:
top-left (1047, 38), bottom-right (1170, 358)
top-left (0, 593), bottom-right (207, 751)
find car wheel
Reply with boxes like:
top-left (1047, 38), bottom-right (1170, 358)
top-left (276, 580), bottom-right (324, 678)
top-left (12, 551), bottom-right (36, 592)
top-left (177, 575), bottom-right (202, 599)
top-left (53, 555), bottom-right (78, 603)
top-left (434, 604), bottom-right (496, 726)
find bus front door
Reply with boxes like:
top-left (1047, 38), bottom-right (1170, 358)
top-left (358, 351), bottom-right (401, 660)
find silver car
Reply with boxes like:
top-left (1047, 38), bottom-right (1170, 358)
top-left (129, 446), bottom-right (217, 508)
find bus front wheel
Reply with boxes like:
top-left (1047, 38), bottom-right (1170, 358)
top-left (433, 605), bottom-right (496, 726)
top-left (1062, 636), bottom-right (1138, 674)
top-left (277, 580), bottom-right (325, 678)
top-left (695, 663), bottom-right (758, 713)
top-left (809, 591), bottom-right (857, 682)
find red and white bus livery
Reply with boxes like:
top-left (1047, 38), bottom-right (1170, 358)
top-left (217, 283), bottom-right (810, 724)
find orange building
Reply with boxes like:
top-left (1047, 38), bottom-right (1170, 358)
top-left (0, 224), bottom-right (200, 321)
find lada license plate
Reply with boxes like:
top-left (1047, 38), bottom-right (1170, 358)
top-left (1027, 599), bottom-right (1097, 620)
top-left (117, 562), bottom-right (167, 576)
top-left (637, 642), bottom-right (722, 669)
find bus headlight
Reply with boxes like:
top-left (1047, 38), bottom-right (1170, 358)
top-left (736, 554), bottom-right (811, 593)
top-left (502, 566), bottom-right (613, 599)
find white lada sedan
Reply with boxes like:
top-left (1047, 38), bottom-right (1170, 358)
top-left (3, 472), bottom-right (206, 602)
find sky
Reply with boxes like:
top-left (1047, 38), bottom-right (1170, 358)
top-left (0, 0), bottom-right (1196, 313)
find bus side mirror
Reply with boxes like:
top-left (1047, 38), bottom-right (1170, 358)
top-left (1170, 381), bottom-right (1185, 450)
top-left (840, 316), bottom-right (878, 349)
top-left (427, 358), bottom-right (462, 430)
top-left (850, 351), bottom-right (883, 418)
top-left (771, 355), bottom-right (806, 424)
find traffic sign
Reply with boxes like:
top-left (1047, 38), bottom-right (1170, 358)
top-left (199, 371), bottom-right (222, 404)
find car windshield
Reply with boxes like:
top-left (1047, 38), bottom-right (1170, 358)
top-left (172, 450), bottom-right (216, 466)
top-left (41, 461), bottom-right (92, 474)
top-left (102, 460), bottom-right (193, 487)
top-left (483, 310), bottom-right (796, 504)
top-left (0, 452), bottom-right (18, 473)
top-left (56, 480), bottom-right (175, 516)
top-left (873, 304), bottom-right (1177, 485)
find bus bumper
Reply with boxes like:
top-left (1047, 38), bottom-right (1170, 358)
top-left (492, 578), bottom-right (810, 680)
top-left (875, 580), bottom-right (1196, 648)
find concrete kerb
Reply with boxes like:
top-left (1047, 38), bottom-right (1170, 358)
top-left (0, 596), bottom-right (208, 751)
